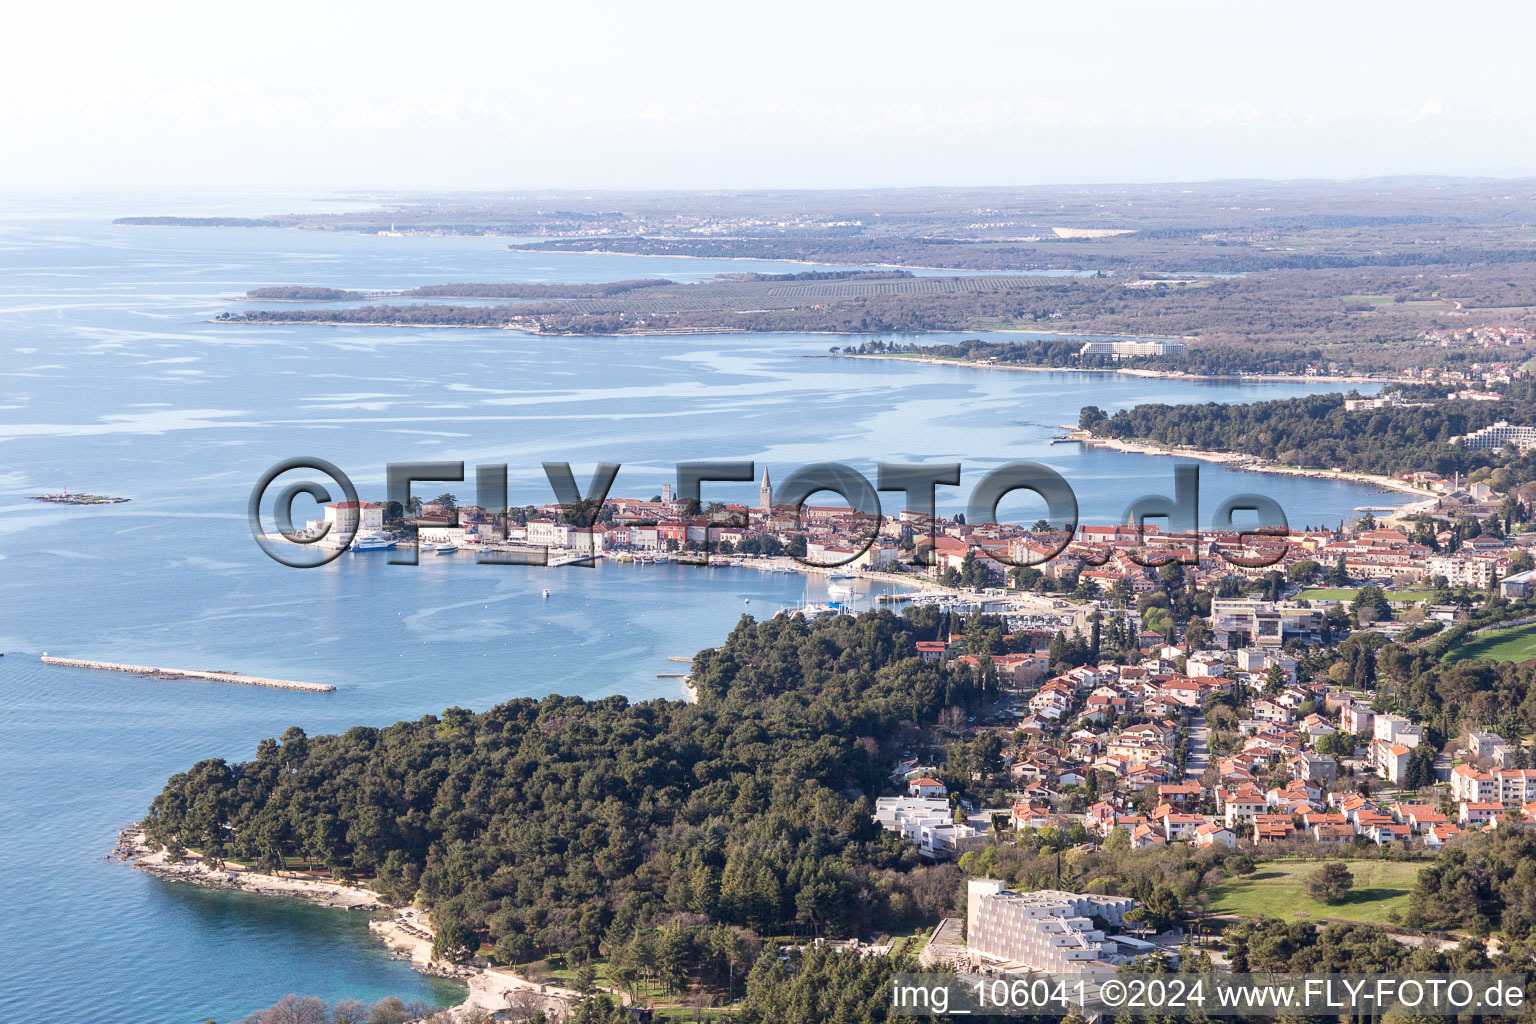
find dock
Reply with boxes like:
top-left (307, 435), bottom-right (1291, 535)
top-left (39, 656), bottom-right (336, 693)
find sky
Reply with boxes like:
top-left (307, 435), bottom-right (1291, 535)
top-left (5, 0), bottom-right (1536, 190)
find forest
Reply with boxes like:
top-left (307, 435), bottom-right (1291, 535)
top-left (1080, 384), bottom-right (1536, 481)
top-left (141, 609), bottom-right (991, 979)
top-left (398, 279), bottom-right (671, 299)
top-left (218, 263), bottom-right (1536, 368)
top-left (130, 181), bottom-right (1536, 363)
top-left (244, 286), bottom-right (368, 301)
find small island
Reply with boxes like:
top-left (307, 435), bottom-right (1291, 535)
top-left (32, 491), bottom-right (130, 505)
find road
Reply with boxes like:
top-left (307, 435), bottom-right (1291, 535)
top-left (1185, 713), bottom-right (1210, 781)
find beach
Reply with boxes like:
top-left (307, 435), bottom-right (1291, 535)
top-left (1074, 432), bottom-right (1432, 501)
top-left (821, 352), bottom-right (1410, 386)
top-left (368, 907), bottom-right (586, 1018)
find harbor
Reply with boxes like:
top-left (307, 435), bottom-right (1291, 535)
top-left (39, 656), bottom-right (336, 693)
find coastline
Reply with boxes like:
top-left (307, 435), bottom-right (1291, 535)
top-left (1076, 432), bottom-right (1435, 503)
top-left (117, 826), bottom-right (585, 1019)
top-left (502, 245), bottom-right (1025, 275)
top-left (117, 826), bottom-right (386, 909)
top-left (820, 352), bottom-right (1410, 386)
top-left (206, 317), bottom-right (981, 337)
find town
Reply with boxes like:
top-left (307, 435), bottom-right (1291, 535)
top-left (285, 450), bottom-right (1536, 982)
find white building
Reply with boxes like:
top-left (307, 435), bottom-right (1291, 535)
top-left (1459, 421), bottom-right (1536, 452)
top-left (309, 501), bottom-right (384, 546)
top-left (525, 519), bottom-right (573, 548)
top-left (1373, 714), bottom-right (1422, 748)
top-left (1425, 555), bottom-right (1500, 591)
top-left (873, 797), bottom-right (979, 860)
top-left (1450, 765), bottom-right (1536, 804)
top-left (1078, 339), bottom-right (1189, 360)
top-left (966, 883), bottom-right (1139, 975)
top-left (1209, 599), bottom-right (1324, 648)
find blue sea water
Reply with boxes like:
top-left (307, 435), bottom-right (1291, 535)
top-left (0, 194), bottom-right (1402, 1023)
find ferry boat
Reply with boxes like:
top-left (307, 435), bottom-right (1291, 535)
top-left (827, 582), bottom-right (853, 598)
top-left (350, 532), bottom-right (397, 551)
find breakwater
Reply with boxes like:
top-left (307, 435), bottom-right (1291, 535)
top-left (40, 656), bottom-right (336, 692)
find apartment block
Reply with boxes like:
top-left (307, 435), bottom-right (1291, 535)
top-left (966, 882), bottom-right (1140, 975)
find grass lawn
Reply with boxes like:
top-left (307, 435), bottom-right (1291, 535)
top-left (1447, 621), bottom-right (1536, 663)
top-left (1297, 588), bottom-right (1433, 603)
top-left (652, 1008), bottom-right (737, 1022)
top-left (549, 958), bottom-right (613, 990)
top-left (1206, 859), bottom-right (1424, 925)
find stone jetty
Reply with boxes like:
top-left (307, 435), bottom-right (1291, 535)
top-left (40, 656), bottom-right (335, 692)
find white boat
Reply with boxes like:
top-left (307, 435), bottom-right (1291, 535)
top-left (827, 583), bottom-right (853, 598)
top-left (541, 588), bottom-right (551, 599)
top-left (432, 543), bottom-right (457, 554)
top-left (350, 532), bottom-right (397, 551)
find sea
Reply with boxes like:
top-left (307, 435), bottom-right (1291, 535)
top-left (0, 191), bottom-right (1405, 1023)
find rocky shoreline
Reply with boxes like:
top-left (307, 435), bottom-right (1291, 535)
top-left (116, 827), bottom-right (586, 1019)
top-left (115, 826), bottom-right (385, 909)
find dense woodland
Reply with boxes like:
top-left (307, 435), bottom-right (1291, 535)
top-left (1080, 384), bottom-right (1536, 481)
top-left (244, 287), bottom-right (368, 301)
top-left (152, 598), bottom-right (1536, 1019)
top-left (399, 279), bottom-right (671, 299)
top-left (143, 609), bottom-right (990, 974)
top-left (220, 263), bottom-right (1536, 367)
top-left (136, 182), bottom-right (1536, 362)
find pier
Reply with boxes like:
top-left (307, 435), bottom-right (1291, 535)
top-left (40, 656), bottom-right (336, 693)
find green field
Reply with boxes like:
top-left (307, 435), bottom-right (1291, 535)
top-left (1298, 588), bottom-right (1433, 603)
top-left (1206, 859), bottom-right (1424, 924)
top-left (1447, 622), bottom-right (1536, 664)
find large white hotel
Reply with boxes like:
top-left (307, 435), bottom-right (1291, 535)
top-left (966, 883), bottom-right (1149, 976)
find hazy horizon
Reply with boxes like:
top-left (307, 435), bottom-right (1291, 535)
top-left (8, 0), bottom-right (1536, 191)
